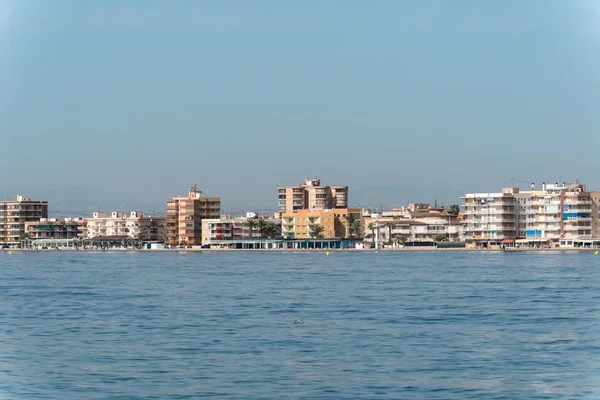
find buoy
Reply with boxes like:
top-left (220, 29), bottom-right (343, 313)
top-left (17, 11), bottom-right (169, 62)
top-left (8, 251), bottom-right (12, 255)
top-left (595, 251), bottom-right (599, 255)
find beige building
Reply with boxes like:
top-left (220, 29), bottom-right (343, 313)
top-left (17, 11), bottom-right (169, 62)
top-left (281, 208), bottom-right (361, 239)
top-left (362, 207), bottom-right (462, 244)
top-left (201, 213), bottom-right (281, 245)
top-left (463, 182), bottom-right (593, 248)
top-left (86, 211), bottom-right (165, 241)
top-left (0, 195), bottom-right (49, 246)
top-left (278, 178), bottom-right (348, 213)
top-left (25, 218), bottom-right (87, 240)
top-left (166, 183), bottom-right (221, 246)
top-left (591, 191), bottom-right (600, 239)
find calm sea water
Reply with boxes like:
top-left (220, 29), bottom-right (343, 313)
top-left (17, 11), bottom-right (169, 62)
top-left (1, 251), bottom-right (600, 399)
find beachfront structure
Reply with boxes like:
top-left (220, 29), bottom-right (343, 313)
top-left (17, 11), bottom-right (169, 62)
top-left (280, 208), bottom-right (361, 239)
top-left (591, 191), bottom-right (600, 240)
top-left (86, 211), bottom-right (165, 241)
top-left (463, 182), bottom-right (593, 248)
top-left (201, 213), bottom-right (282, 245)
top-left (462, 188), bottom-right (518, 247)
top-left (362, 207), bottom-right (463, 245)
top-left (166, 183), bottom-right (220, 246)
top-left (24, 218), bottom-right (86, 240)
top-left (277, 178), bottom-right (348, 213)
top-left (0, 195), bottom-right (48, 246)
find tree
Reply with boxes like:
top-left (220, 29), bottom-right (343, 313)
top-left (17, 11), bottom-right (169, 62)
top-left (344, 214), bottom-right (360, 238)
top-left (264, 222), bottom-right (282, 239)
top-left (256, 218), bottom-right (269, 238)
top-left (448, 204), bottom-right (460, 216)
top-left (309, 224), bottom-right (325, 238)
top-left (244, 218), bottom-right (258, 239)
top-left (434, 233), bottom-right (446, 242)
top-left (367, 223), bottom-right (376, 242)
top-left (384, 221), bottom-right (394, 244)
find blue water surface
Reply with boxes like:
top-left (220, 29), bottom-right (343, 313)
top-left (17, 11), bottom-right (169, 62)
top-left (1, 250), bottom-right (600, 399)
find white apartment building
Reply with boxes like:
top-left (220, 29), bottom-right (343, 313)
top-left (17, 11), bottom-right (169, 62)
top-left (462, 188), bottom-right (518, 247)
top-left (463, 182), bottom-right (592, 248)
top-left (86, 211), bottom-right (166, 241)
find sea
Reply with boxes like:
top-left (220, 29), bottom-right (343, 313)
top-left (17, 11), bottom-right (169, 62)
top-left (1, 250), bottom-right (600, 399)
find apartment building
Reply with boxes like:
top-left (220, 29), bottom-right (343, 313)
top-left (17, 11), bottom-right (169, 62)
top-left (363, 207), bottom-right (462, 244)
top-left (463, 182), bottom-right (593, 248)
top-left (0, 195), bottom-right (48, 246)
top-left (166, 183), bottom-right (221, 246)
top-left (591, 191), bottom-right (600, 239)
top-left (277, 178), bottom-right (348, 213)
top-left (281, 208), bottom-right (361, 239)
top-left (201, 213), bottom-right (282, 244)
top-left (462, 188), bottom-right (518, 247)
top-left (25, 218), bottom-right (86, 240)
top-left (86, 211), bottom-right (165, 241)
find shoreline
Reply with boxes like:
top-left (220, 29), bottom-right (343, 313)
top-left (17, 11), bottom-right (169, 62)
top-left (3, 247), bottom-right (598, 253)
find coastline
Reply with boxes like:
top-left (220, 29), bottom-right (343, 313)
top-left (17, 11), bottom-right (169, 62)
top-left (3, 247), bottom-right (598, 253)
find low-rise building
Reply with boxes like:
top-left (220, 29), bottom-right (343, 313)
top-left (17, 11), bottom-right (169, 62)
top-left (281, 208), bottom-right (361, 239)
top-left (86, 211), bottom-right (165, 241)
top-left (25, 218), bottom-right (87, 240)
top-left (201, 213), bottom-right (282, 245)
top-left (363, 207), bottom-right (462, 245)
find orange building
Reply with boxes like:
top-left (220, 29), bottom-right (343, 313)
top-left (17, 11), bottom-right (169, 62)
top-left (166, 183), bottom-right (221, 246)
top-left (281, 208), bottom-right (361, 239)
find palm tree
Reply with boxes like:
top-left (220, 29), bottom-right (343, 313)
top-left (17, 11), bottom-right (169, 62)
top-left (19, 232), bottom-right (32, 249)
top-left (309, 224), bottom-right (325, 238)
top-left (345, 214), bottom-right (360, 238)
top-left (384, 221), bottom-right (394, 244)
top-left (256, 218), bottom-right (269, 238)
top-left (367, 223), bottom-right (376, 242)
top-left (448, 204), bottom-right (460, 216)
top-left (244, 218), bottom-right (258, 239)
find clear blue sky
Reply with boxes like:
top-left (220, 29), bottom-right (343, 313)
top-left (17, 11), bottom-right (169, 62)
top-left (1, 0), bottom-right (599, 209)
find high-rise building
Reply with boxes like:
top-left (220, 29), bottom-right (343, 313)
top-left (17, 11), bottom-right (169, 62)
top-left (0, 195), bottom-right (48, 246)
top-left (166, 183), bottom-right (221, 246)
top-left (277, 178), bottom-right (348, 213)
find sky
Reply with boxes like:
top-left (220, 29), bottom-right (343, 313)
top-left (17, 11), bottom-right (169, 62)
top-left (1, 0), bottom-right (599, 211)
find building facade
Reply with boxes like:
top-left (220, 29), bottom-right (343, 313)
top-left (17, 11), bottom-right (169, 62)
top-left (362, 207), bottom-right (462, 244)
top-left (462, 188), bottom-right (518, 247)
top-left (166, 183), bottom-right (221, 246)
top-left (86, 211), bottom-right (165, 241)
top-left (0, 195), bottom-right (49, 246)
top-left (281, 208), bottom-right (360, 239)
top-left (278, 179), bottom-right (348, 213)
top-left (201, 214), bottom-right (282, 245)
top-left (463, 182), bottom-right (593, 248)
top-left (25, 218), bottom-right (86, 240)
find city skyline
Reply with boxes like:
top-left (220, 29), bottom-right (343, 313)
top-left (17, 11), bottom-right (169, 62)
top-left (1, 1), bottom-right (599, 207)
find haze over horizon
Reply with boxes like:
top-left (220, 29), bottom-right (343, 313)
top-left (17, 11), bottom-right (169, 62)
top-left (1, 1), bottom-right (599, 212)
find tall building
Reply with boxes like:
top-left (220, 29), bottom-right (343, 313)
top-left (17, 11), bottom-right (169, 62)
top-left (86, 211), bottom-right (165, 241)
top-left (277, 178), bottom-right (348, 213)
top-left (591, 191), bottom-right (600, 239)
top-left (166, 183), bottom-right (221, 246)
top-left (462, 188), bottom-right (518, 247)
top-left (463, 182), bottom-right (593, 248)
top-left (0, 195), bottom-right (48, 246)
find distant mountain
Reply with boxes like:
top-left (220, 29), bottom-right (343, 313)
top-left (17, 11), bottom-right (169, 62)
top-left (351, 184), bottom-right (464, 210)
top-left (0, 186), bottom-right (165, 218)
